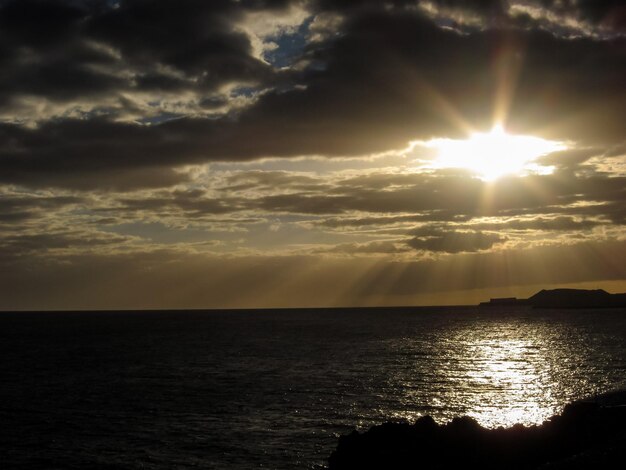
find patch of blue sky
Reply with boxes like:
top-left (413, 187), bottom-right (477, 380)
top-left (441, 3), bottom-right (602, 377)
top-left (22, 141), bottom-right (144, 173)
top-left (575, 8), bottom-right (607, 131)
top-left (264, 16), bottom-right (313, 68)
top-left (104, 0), bottom-right (121, 9)
top-left (230, 85), bottom-right (260, 99)
top-left (137, 112), bottom-right (184, 125)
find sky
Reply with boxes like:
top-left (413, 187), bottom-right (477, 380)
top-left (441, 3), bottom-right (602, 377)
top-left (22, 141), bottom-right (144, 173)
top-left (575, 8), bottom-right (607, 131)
top-left (0, 0), bottom-right (625, 310)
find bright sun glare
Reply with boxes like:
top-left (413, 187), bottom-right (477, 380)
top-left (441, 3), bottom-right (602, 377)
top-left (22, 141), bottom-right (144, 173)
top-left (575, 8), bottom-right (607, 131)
top-left (427, 125), bottom-right (566, 181)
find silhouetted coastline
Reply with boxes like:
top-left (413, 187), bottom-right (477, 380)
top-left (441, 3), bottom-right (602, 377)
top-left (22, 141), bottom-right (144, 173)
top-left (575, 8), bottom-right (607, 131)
top-left (328, 390), bottom-right (626, 469)
top-left (479, 288), bottom-right (626, 308)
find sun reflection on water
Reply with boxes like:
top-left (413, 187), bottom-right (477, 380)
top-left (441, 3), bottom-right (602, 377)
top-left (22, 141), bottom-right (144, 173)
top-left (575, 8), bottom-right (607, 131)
top-left (383, 312), bottom-right (615, 429)
top-left (460, 337), bottom-right (550, 427)
top-left (433, 324), bottom-right (565, 428)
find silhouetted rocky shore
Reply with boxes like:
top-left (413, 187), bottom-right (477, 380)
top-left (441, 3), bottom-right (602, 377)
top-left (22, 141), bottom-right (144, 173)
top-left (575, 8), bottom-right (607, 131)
top-left (328, 392), bottom-right (626, 469)
top-left (479, 288), bottom-right (626, 308)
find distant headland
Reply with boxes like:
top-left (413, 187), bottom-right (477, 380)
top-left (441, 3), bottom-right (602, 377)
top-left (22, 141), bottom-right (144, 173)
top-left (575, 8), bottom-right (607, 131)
top-left (479, 288), bottom-right (626, 308)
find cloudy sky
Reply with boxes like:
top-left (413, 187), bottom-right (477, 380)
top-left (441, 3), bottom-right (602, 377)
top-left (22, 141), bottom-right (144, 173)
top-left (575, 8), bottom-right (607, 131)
top-left (1, 0), bottom-right (624, 310)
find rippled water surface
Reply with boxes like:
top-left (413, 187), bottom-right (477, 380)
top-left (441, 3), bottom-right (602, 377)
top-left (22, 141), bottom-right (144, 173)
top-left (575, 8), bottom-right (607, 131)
top-left (1, 307), bottom-right (625, 469)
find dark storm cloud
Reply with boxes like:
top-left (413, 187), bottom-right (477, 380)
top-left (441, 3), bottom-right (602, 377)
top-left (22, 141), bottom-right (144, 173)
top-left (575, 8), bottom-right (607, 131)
top-left (530, 0), bottom-right (626, 29)
top-left (0, 118), bottom-right (201, 189)
top-left (88, 0), bottom-right (276, 88)
top-left (0, 1), bottom-right (123, 105)
top-left (423, 0), bottom-right (505, 13)
top-left (0, 0), bottom-right (623, 190)
top-left (0, 0), bottom-right (275, 107)
top-left (314, 0), bottom-right (504, 18)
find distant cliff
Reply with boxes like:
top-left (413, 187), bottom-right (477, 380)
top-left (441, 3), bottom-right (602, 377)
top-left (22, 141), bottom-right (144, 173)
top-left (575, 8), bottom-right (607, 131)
top-left (479, 288), bottom-right (626, 308)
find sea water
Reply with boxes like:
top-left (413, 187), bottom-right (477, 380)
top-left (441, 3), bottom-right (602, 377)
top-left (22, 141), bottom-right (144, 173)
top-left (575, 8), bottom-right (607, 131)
top-left (1, 307), bottom-right (625, 469)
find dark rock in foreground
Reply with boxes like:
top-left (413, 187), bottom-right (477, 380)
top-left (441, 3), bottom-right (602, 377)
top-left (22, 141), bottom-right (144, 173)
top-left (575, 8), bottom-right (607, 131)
top-left (328, 398), bottom-right (626, 469)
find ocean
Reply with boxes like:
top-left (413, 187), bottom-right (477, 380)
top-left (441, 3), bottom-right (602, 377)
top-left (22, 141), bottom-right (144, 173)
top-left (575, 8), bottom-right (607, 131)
top-left (1, 306), bottom-right (625, 469)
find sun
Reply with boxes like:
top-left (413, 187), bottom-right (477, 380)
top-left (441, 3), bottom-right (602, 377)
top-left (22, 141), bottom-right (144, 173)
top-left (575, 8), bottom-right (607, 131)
top-left (426, 125), bottom-right (566, 181)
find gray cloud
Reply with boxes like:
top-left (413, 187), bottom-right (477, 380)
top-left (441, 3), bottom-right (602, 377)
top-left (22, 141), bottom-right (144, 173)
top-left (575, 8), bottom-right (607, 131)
top-left (0, 1), bottom-right (623, 190)
top-left (0, 0), bottom-right (276, 114)
top-left (0, 194), bottom-right (83, 223)
top-left (535, 148), bottom-right (601, 169)
top-left (407, 230), bottom-right (505, 253)
top-left (115, 189), bottom-right (242, 216)
top-left (70, 169), bottom-right (623, 234)
top-left (0, 231), bottom-right (131, 257)
top-left (468, 216), bottom-right (604, 232)
top-left (221, 170), bottom-right (326, 192)
top-left (320, 212), bottom-right (471, 228)
top-left (323, 240), bottom-right (409, 255)
top-left (247, 171), bottom-right (625, 223)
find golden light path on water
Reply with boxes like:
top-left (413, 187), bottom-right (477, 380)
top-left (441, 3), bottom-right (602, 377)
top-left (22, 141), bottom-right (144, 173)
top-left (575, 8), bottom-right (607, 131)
top-left (458, 336), bottom-right (550, 427)
top-left (379, 311), bottom-right (616, 429)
